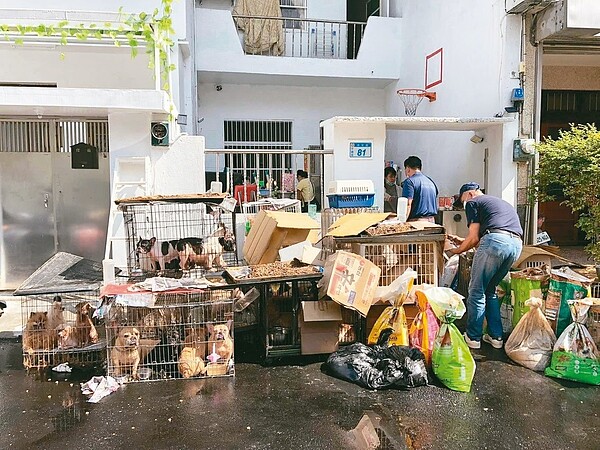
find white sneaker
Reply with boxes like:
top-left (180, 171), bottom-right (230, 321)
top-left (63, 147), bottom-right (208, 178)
top-left (463, 333), bottom-right (481, 349)
top-left (483, 334), bottom-right (503, 349)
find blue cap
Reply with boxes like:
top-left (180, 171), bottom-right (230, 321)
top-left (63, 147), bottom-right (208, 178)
top-left (458, 182), bottom-right (480, 197)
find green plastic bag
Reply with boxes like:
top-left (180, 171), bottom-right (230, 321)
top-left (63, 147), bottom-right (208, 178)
top-left (545, 300), bottom-right (600, 385)
top-left (510, 267), bottom-right (549, 328)
top-left (423, 287), bottom-right (476, 393)
top-left (432, 322), bottom-right (476, 392)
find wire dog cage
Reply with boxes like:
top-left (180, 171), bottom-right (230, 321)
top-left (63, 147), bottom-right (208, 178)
top-left (20, 290), bottom-right (105, 370)
top-left (104, 287), bottom-right (235, 382)
top-left (118, 199), bottom-right (238, 278)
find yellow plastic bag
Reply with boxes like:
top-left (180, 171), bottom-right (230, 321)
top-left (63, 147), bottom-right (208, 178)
top-left (367, 305), bottom-right (409, 346)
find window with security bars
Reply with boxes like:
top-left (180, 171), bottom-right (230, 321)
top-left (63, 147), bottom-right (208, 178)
top-left (0, 119), bottom-right (109, 153)
top-left (280, 0), bottom-right (307, 29)
top-left (224, 120), bottom-right (294, 197)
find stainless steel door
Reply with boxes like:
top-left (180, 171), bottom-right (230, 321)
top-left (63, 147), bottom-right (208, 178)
top-left (0, 153), bottom-right (55, 289)
top-left (53, 152), bottom-right (109, 261)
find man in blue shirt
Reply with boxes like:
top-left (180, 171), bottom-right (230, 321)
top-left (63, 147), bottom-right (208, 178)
top-left (448, 182), bottom-right (523, 350)
top-left (401, 156), bottom-right (438, 222)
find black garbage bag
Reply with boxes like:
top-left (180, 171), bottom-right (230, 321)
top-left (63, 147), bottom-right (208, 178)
top-left (322, 343), bottom-right (428, 390)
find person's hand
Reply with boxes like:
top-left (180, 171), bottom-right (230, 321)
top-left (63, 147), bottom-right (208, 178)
top-left (384, 192), bottom-right (391, 201)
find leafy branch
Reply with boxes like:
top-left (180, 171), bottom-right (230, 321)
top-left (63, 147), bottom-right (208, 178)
top-left (0, 0), bottom-right (175, 95)
top-left (530, 124), bottom-right (600, 260)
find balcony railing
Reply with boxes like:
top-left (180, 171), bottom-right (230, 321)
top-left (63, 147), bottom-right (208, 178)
top-left (232, 15), bottom-right (367, 59)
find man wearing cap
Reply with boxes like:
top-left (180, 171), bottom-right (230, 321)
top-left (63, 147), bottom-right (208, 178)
top-left (448, 182), bottom-right (523, 350)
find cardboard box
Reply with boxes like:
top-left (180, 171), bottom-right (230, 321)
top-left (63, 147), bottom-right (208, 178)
top-left (319, 251), bottom-right (381, 317)
top-left (243, 210), bottom-right (320, 265)
top-left (299, 301), bottom-right (342, 355)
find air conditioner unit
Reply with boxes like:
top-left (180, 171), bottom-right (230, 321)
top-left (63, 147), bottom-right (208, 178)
top-left (506, 0), bottom-right (548, 14)
top-left (513, 138), bottom-right (536, 161)
top-left (151, 122), bottom-right (169, 147)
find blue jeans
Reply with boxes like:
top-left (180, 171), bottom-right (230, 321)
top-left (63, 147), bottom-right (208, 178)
top-left (466, 233), bottom-right (522, 341)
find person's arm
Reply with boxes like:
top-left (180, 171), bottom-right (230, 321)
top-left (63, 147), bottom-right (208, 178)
top-left (449, 223), bottom-right (480, 255)
top-left (401, 179), bottom-right (414, 217)
top-left (405, 198), bottom-right (413, 218)
top-left (296, 189), bottom-right (303, 202)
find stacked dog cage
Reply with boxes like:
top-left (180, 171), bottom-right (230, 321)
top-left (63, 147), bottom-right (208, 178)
top-left (15, 252), bottom-right (106, 371)
top-left (242, 199), bottom-right (301, 228)
top-left (118, 198), bottom-right (237, 278)
top-left (321, 207), bottom-right (380, 257)
top-left (104, 287), bottom-right (235, 382)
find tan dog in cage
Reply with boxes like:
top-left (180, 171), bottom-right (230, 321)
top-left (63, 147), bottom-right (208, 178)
top-left (178, 328), bottom-right (207, 378)
top-left (111, 326), bottom-right (141, 379)
top-left (207, 320), bottom-right (233, 363)
top-left (76, 302), bottom-right (98, 346)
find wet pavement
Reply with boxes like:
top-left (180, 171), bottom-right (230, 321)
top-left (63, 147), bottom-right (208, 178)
top-left (0, 338), bottom-right (598, 450)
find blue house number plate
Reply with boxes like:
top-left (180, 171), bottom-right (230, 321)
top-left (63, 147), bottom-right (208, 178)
top-left (349, 141), bottom-right (372, 159)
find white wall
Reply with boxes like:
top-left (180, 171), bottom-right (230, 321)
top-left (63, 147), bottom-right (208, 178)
top-left (383, 0), bottom-right (522, 203)
top-left (0, 46), bottom-right (153, 89)
top-left (198, 82), bottom-right (385, 160)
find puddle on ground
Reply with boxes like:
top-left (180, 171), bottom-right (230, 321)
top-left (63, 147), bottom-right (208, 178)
top-left (51, 391), bottom-right (84, 432)
top-left (348, 409), bottom-right (411, 450)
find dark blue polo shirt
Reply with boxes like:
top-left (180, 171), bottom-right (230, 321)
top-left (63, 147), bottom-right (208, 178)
top-left (402, 172), bottom-right (438, 219)
top-left (465, 195), bottom-right (523, 238)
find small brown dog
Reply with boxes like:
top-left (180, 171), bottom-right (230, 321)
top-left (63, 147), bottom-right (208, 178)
top-left (56, 324), bottom-right (79, 350)
top-left (75, 302), bottom-right (98, 347)
top-left (111, 327), bottom-right (141, 379)
top-left (23, 311), bottom-right (53, 354)
top-left (207, 320), bottom-right (233, 363)
top-left (178, 328), bottom-right (207, 378)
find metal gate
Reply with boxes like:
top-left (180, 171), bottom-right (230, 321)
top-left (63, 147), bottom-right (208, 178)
top-left (0, 119), bottom-right (110, 290)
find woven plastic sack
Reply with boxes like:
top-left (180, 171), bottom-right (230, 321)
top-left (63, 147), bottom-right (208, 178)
top-left (425, 287), bottom-right (475, 392)
top-left (545, 300), bottom-right (600, 385)
top-left (510, 267), bottom-right (550, 328)
top-left (505, 297), bottom-right (556, 371)
top-left (545, 267), bottom-right (591, 337)
top-left (409, 290), bottom-right (440, 365)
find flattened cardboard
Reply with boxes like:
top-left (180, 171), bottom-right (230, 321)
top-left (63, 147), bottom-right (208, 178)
top-left (326, 213), bottom-right (391, 237)
top-left (319, 251), bottom-right (381, 317)
top-left (299, 301), bottom-right (342, 355)
top-left (243, 210), bottom-right (320, 265)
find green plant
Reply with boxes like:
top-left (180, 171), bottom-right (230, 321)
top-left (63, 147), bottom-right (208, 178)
top-left (0, 0), bottom-right (175, 95)
top-left (530, 123), bottom-right (600, 260)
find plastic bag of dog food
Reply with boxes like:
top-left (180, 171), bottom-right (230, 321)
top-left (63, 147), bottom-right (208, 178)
top-left (425, 287), bottom-right (476, 393)
top-left (505, 297), bottom-right (556, 371)
top-left (545, 267), bottom-right (592, 337)
top-left (510, 266), bottom-right (550, 328)
top-left (409, 290), bottom-right (440, 365)
top-left (545, 300), bottom-right (600, 385)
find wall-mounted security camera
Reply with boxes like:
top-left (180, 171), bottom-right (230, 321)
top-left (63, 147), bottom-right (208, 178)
top-left (215, 85), bottom-right (223, 91)
top-left (470, 134), bottom-right (484, 144)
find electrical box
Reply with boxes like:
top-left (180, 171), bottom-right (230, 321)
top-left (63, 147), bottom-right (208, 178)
top-left (513, 138), bottom-right (536, 161)
top-left (511, 88), bottom-right (525, 102)
top-left (71, 142), bottom-right (99, 169)
top-left (151, 122), bottom-right (169, 146)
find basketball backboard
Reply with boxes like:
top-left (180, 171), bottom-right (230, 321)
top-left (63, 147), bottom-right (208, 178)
top-left (425, 48), bottom-right (443, 90)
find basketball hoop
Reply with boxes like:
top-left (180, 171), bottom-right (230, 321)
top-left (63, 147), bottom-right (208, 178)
top-left (396, 89), bottom-right (437, 116)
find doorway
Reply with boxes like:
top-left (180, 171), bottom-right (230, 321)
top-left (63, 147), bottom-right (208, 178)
top-left (346, 0), bottom-right (379, 59)
top-left (0, 119), bottom-right (110, 290)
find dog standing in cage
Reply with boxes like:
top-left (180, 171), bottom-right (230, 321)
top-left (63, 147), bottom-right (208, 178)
top-left (136, 237), bottom-right (181, 272)
top-left (111, 326), bottom-right (141, 379)
top-left (76, 302), bottom-right (98, 346)
top-left (188, 223), bottom-right (236, 270)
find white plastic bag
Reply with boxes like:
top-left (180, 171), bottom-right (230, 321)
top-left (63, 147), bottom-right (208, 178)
top-left (505, 297), bottom-right (556, 371)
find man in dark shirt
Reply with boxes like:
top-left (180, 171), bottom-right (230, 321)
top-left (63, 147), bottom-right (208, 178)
top-left (401, 156), bottom-right (438, 222)
top-left (448, 182), bottom-right (523, 350)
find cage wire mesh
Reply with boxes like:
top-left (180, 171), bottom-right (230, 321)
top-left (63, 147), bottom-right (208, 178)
top-left (20, 290), bottom-right (105, 370)
top-left (105, 287), bottom-right (235, 382)
top-left (120, 201), bottom-right (237, 278)
top-left (351, 240), bottom-right (441, 287)
top-left (264, 278), bottom-right (363, 351)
